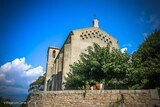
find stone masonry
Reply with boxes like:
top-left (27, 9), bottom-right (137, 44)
top-left (27, 90), bottom-right (160, 107)
top-left (44, 19), bottom-right (119, 91)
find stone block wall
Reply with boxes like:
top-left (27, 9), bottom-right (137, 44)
top-left (27, 90), bottom-right (160, 107)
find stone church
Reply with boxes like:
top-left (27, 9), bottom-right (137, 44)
top-left (44, 19), bottom-right (119, 91)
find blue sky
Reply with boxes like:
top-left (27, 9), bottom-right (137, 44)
top-left (0, 0), bottom-right (160, 101)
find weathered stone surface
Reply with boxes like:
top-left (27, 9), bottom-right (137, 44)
top-left (27, 90), bottom-right (160, 107)
top-left (150, 89), bottom-right (160, 100)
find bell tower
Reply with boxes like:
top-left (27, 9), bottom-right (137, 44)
top-left (44, 46), bottom-right (60, 91)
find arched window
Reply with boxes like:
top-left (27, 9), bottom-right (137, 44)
top-left (52, 50), bottom-right (56, 58)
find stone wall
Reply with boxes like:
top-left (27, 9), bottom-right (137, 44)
top-left (27, 90), bottom-right (160, 107)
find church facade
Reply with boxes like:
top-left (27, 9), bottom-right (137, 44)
top-left (44, 19), bottom-right (119, 91)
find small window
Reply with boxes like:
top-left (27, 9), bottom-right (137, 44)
top-left (52, 50), bottom-right (56, 58)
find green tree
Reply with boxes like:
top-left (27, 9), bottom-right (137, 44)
top-left (28, 74), bottom-right (45, 92)
top-left (65, 44), bottom-right (107, 89)
top-left (65, 43), bottom-right (133, 89)
top-left (132, 30), bottom-right (160, 89)
top-left (29, 76), bottom-right (45, 87)
top-left (102, 49), bottom-right (133, 89)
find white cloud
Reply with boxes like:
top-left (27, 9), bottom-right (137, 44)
top-left (24, 66), bottom-right (43, 77)
top-left (0, 58), bottom-right (31, 73)
top-left (121, 48), bottom-right (127, 53)
top-left (0, 57), bottom-right (45, 98)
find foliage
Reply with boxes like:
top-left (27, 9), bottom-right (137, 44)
top-left (28, 74), bottom-right (45, 92)
top-left (65, 43), bottom-right (133, 89)
top-left (30, 76), bottom-right (45, 87)
top-left (65, 30), bottom-right (160, 90)
top-left (132, 30), bottom-right (160, 89)
top-left (102, 49), bottom-right (133, 89)
top-left (133, 30), bottom-right (160, 62)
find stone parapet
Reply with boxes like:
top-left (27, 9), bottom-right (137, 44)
top-left (27, 90), bottom-right (160, 107)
